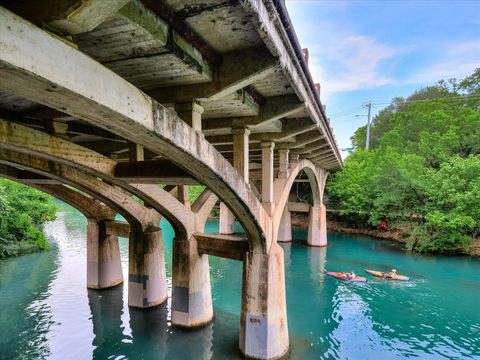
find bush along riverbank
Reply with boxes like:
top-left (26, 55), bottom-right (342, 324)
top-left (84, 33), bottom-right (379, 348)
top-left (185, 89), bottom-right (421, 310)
top-left (326, 69), bottom-right (480, 255)
top-left (0, 179), bottom-right (57, 258)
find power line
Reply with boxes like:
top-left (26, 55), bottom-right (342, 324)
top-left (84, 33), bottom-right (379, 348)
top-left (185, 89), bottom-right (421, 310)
top-left (329, 93), bottom-right (480, 120)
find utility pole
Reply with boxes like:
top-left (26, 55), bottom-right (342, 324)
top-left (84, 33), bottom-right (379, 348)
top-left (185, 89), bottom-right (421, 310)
top-left (364, 102), bottom-right (372, 150)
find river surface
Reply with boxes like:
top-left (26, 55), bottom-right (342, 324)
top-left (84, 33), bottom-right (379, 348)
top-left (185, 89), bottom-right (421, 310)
top-left (1, 202), bottom-right (479, 359)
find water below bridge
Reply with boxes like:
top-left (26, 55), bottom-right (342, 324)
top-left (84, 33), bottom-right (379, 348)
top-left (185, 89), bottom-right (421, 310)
top-left (1, 202), bottom-right (479, 359)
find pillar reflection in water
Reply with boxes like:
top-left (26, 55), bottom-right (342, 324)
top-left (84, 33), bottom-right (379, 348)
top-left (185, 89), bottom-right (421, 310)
top-left (309, 245), bottom-right (327, 284)
top-left (87, 285), bottom-right (126, 359)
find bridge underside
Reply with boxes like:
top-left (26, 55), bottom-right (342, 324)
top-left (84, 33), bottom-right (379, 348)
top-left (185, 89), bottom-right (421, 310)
top-left (0, 1), bottom-right (341, 358)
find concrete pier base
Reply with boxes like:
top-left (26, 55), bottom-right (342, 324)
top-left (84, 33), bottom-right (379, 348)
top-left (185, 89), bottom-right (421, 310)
top-left (277, 208), bottom-right (292, 242)
top-left (172, 236), bottom-right (213, 327)
top-left (219, 202), bottom-right (235, 234)
top-left (128, 226), bottom-right (168, 308)
top-left (307, 204), bottom-right (327, 247)
top-left (240, 244), bottom-right (289, 359)
top-left (87, 219), bottom-right (123, 289)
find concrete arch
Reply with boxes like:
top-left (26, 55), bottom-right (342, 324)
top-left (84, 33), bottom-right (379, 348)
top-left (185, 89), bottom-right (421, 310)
top-left (0, 12), bottom-right (270, 252)
top-left (0, 164), bottom-right (116, 220)
top-left (0, 149), bottom-right (169, 306)
top-left (0, 122), bottom-right (220, 327)
top-left (0, 119), bottom-right (195, 239)
top-left (272, 159), bottom-right (327, 238)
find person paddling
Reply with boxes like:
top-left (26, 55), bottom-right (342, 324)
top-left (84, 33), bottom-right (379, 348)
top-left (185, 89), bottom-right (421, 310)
top-left (384, 269), bottom-right (397, 278)
top-left (344, 271), bottom-right (356, 280)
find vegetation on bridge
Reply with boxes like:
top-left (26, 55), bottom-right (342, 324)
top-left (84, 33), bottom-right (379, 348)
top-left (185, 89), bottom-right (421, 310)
top-left (0, 179), bottom-right (57, 258)
top-left (328, 69), bottom-right (480, 254)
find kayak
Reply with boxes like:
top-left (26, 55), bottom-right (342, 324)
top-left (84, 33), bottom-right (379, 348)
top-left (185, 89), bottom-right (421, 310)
top-left (365, 269), bottom-right (410, 281)
top-left (326, 272), bottom-right (367, 282)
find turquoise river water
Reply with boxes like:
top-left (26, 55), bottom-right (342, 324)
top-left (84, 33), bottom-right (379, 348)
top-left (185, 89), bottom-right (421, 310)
top-left (1, 202), bottom-right (479, 359)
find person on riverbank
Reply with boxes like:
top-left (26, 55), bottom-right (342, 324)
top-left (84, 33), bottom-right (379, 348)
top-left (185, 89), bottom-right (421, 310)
top-left (380, 218), bottom-right (388, 232)
top-left (384, 269), bottom-right (397, 278)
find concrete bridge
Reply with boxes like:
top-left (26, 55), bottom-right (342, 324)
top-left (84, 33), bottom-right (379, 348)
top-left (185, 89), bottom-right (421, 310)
top-left (0, 1), bottom-right (342, 358)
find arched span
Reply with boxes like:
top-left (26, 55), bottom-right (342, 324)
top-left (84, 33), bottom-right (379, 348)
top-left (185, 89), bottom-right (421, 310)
top-left (272, 159), bottom-right (327, 240)
top-left (0, 119), bottom-right (194, 240)
top-left (0, 13), bottom-right (270, 252)
top-left (0, 165), bottom-right (115, 221)
top-left (0, 149), bottom-right (157, 231)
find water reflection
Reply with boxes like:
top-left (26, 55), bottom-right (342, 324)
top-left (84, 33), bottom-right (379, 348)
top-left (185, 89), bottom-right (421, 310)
top-left (1, 205), bottom-right (479, 359)
top-left (88, 285), bottom-right (126, 359)
top-left (0, 246), bottom-right (58, 359)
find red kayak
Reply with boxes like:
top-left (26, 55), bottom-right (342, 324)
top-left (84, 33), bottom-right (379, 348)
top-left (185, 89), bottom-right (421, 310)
top-left (327, 272), bottom-right (367, 282)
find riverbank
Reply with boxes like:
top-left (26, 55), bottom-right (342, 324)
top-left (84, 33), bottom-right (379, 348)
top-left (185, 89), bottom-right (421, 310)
top-left (291, 213), bottom-right (480, 257)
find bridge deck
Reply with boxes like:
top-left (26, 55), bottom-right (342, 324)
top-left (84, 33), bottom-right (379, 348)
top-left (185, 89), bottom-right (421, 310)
top-left (0, 0), bottom-right (342, 171)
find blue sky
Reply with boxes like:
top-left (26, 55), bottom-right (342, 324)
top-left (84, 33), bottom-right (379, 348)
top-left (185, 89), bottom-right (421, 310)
top-left (285, 0), bottom-right (480, 151)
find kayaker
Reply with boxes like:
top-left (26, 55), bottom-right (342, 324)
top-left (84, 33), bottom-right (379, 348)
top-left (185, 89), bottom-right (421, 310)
top-left (344, 271), bottom-right (356, 280)
top-left (384, 269), bottom-right (397, 278)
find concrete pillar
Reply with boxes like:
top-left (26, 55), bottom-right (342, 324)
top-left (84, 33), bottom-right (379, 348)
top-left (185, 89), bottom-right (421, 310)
top-left (219, 127), bottom-right (250, 235)
top-left (128, 224), bottom-right (168, 308)
top-left (176, 101), bottom-right (204, 132)
top-left (172, 235), bottom-right (213, 327)
top-left (240, 244), bottom-right (289, 359)
top-left (232, 127), bottom-right (250, 183)
top-left (307, 204), bottom-right (327, 247)
top-left (129, 143), bottom-right (144, 161)
top-left (290, 153), bottom-right (300, 163)
top-left (277, 207), bottom-right (292, 243)
top-left (87, 219), bottom-right (123, 289)
top-left (178, 185), bottom-right (190, 209)
top-left (261, 141), bottom-right (275, 215)
top-left (219, 202), bottom-right (235, 234)
top-left (278, 149), bottom-right (289, 179)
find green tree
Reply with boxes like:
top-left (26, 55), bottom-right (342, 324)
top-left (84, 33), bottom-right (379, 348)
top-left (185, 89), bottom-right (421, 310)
top-left (328, 69), bottom-right (480, 254)
top-left (0, 179), bottom-right (57, 258)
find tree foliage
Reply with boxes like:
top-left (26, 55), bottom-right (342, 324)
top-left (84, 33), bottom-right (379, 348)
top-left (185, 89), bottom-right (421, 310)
top-left (329, 69), bottom-right (480, 253)
top-left (0, 179), bottom-right (57, 258)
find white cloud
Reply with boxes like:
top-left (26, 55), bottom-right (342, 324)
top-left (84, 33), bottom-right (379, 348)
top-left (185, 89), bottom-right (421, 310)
top-left (311, 35), bottom-right (400, 95)
top-left (403, 39), bottom-right (480, 84)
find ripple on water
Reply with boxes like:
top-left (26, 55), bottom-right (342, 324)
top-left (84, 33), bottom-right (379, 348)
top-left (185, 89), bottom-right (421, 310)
top-left (0, 209), bottom-right (479, 359)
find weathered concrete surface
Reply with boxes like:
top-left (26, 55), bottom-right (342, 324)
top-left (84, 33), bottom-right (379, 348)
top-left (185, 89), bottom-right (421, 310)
top-left (307, 205), bottom-right (327, 247)
top-left (277, 208), bottom-right (292, 243)
top-left (0, 149), bottom-right (169, 306)
top-left (0, 164), bottom-right (125, 289)
top-left (0, 2), bottom-right (346, 357)
top-left (219, 202), bottom-right (235, 235)
top-left (194, 233), bottom-right (248, 261)
top-left (0, 119), bottom-right (195, 239)
top-left (172, 235), bottom-right (213, 327)
top-left (272, 159), bottom-right (326, 244)
top-left (129, 222), bottom-right (168, 308)
top-left (0, 8), bottom-right (272, 253)
top-left (240, 243), bottom-right (289, 359)
top-left (87, 219), bottom-right (123, 289)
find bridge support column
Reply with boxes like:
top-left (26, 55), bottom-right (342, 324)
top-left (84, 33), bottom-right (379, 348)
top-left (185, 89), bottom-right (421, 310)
top-left (277, 207), bottom-right (292, 242)
top-left (128, 221), bottom-right (168, 308)
top-left (240, 243), bottom-right (289, 359)
top-left (219, 202), bottom-right (235, 234)
top-left (176, 101), bottom-right (204, 132)
top-left (307, 204), bottom-right (327, 247)
top-left (172, 235), bottom-right (213, 327)
top-left (87, 219), bottom-right (123, 289)
top-left (261, 141), bottom-right (275, 215)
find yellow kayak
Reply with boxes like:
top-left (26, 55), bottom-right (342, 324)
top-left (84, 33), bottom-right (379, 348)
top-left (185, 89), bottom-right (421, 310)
top-left (365, 269), bottom-right (410, 281)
